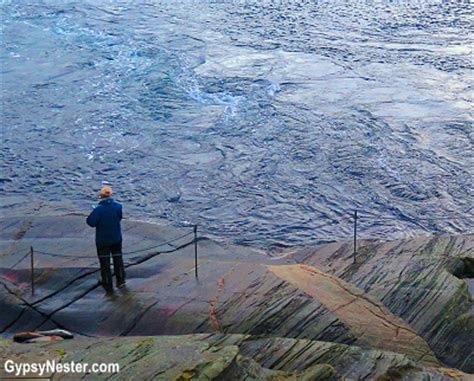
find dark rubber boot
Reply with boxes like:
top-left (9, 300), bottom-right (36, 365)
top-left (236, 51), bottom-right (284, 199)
top-left (98, 254), bottom-right (113, 292)
top-left (113, 253), bottom-right (126, 288)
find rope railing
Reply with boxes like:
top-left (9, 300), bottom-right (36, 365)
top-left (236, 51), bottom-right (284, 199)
top-left (10, 251), bottom-right (31, 269)
top-left (123, 230), bottom-right (194, 255)
top-left (31, 230), bottom-right (195, 259)
top-left (2, 209), bottom-right (473, 296)
top-left (3, 225), bottom-right (200, 296)
top-left (357, 214), bottom-right (473, 221)
top-left (348, 210), bottom-right (473, 263)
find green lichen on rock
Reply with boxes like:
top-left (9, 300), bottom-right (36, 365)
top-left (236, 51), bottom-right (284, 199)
top-left (175, 345), bottom-right (239, 380)
top-left (1, 334), bottom-right (468, 380)
top-left (299, 364), bottom-right (338, 381)
top-left (375, 364), bottom-right (419, 381)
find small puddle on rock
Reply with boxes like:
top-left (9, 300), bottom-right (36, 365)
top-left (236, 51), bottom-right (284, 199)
top-left (465, 278), bottom-right (474, 299)
top-left (449, 257), bottom-right (473, 299)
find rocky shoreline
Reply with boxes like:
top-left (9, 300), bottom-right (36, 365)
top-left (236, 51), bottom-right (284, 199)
top-left (1, 334), bottom-right (469, 380)
top-left (0, 215), bottom-right (472, 380)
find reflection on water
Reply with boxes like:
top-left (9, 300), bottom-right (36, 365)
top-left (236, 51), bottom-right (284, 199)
top-left (0, 1), bottom-right (472, 247)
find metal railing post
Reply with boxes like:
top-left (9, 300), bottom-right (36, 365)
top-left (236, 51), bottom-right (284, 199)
top-left (353, 210), bottom-right (358, 264)
top-left (30, 246), bottom-right (35, 296)
top-left (194, 225), bottom-right (198, 280)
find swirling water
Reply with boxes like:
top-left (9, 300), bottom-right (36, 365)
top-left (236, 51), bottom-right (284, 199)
top-left (1, 1), bottom-right (472, 248)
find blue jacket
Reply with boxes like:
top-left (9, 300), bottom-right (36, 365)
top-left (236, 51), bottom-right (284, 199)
top-left (86, 198), bottom-right (123, 246)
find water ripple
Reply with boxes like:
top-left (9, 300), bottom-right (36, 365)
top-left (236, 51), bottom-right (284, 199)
top-left (0, 1), bottom-right (472, 248)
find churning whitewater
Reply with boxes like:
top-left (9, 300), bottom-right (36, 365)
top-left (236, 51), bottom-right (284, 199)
top-left (1, 1), bottom-right (472, 247)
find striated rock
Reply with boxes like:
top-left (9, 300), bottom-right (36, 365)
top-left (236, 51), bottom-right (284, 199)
top-left (267, 264), bottom-right (438, 365)
top-left (0, 215), bottom-right (472, 377)
top-left (0, 334), bottom-right (468, 380)
top-left (286, 235), bottom-right (473, 372)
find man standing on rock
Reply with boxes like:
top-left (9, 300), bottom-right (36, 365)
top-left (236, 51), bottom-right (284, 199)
top-left (86, 186), bottom-right (126, 293)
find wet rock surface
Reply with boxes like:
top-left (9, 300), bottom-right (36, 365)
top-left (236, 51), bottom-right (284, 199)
top-left (0, 215), bottom-right (472, 379)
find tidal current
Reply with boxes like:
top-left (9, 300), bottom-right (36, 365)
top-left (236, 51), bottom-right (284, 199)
top-left (1, 1), bottom-right (472, 248)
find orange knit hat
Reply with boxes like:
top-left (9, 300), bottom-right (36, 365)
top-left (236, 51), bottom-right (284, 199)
top-left (99, 186), bottom-right (113, 198)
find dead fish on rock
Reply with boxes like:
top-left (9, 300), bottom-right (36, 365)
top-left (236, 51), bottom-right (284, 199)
top-left (13, 332), bottom-right (43, 343)
top-left (13, 329), bottom-right (73, 343)
top-left (37, 329), bottom-right (74, 339)
top-left (25, 335), bottom-right (64, 343)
